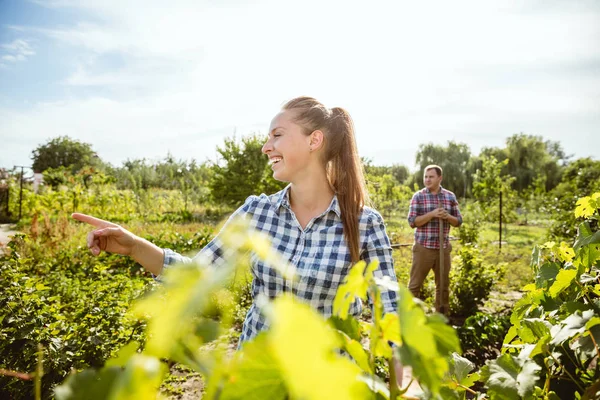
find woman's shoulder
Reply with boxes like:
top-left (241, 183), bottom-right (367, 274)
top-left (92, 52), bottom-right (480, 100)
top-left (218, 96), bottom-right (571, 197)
top-left (360, 205), bottom-right (385, 225)
top-left (239, 186), bottom-right (289, 214)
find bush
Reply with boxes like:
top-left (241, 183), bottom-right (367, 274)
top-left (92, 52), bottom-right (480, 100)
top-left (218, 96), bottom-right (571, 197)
top-left (0, 217), bottom-right (217, 399)
top-left (449, 245), bottom-right (505, 317)
top-left (457, 312), bottom-right (511, 366)
top-left (0, 235), bottom-right (149, 399)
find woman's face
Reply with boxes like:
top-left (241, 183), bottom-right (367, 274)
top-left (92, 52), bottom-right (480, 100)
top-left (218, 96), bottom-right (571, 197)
top-left (262, 110), bottom-right (313, 183)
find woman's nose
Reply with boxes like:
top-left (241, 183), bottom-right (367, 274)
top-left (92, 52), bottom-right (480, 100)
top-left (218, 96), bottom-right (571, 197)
top-left (262, 138), bottom-right (272, 154)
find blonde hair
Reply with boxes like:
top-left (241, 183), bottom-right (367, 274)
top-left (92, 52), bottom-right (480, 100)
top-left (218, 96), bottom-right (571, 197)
top-left (282, 96), bottom-right (368, 263)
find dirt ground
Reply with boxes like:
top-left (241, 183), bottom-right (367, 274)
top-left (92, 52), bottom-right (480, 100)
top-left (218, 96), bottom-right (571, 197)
top-left (0, 223), bottom-right (18, 253)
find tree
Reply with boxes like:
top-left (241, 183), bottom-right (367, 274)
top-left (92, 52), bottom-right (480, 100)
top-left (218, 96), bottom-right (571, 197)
top-left (31, 136), bottom-right (101, 173)
top-left (471, 155), bottom-right (517, 222)
top-left (481, 133), bottom-right (568, 192)
top-left (209, 133), bottom-right (286, 206)
top-left (547, 157), bottom-right (600, 239)
top-left (362, 159), bottom-right (410, 185)
top-left (410, 141), bottom-right (471, 198)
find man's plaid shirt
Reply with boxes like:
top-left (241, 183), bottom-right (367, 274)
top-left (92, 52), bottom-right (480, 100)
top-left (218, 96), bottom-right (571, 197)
top-left (407, 186), bottom-right (463, 249)
top-left (162, 185), bottom-right (398, 344)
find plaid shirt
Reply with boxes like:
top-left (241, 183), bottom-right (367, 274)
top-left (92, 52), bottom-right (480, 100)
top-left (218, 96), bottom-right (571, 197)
top-left (163, 185), bottom-right (398, 344)
top-left (407, 186), bottom-right (462, 249)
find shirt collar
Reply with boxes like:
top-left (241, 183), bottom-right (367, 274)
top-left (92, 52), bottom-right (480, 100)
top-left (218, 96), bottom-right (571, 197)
top-left (275, 184), bottom-right (341, 218)
top-left (425, 185), bottom-right (444, 194)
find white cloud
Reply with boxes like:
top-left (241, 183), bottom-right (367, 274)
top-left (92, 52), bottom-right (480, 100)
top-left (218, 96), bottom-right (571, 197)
top-left (0, 38), bottom-right (35, 66)
top-left (1, 0), bottom-right (599, 168)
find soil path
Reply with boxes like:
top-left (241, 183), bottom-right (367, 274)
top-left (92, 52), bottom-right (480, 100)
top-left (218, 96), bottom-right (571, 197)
top-left (0, 223), bottom-right (18, 254)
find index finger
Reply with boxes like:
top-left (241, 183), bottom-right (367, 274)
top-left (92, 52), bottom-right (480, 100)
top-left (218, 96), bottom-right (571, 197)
top-left (71, 213), bottom-right (118, 228)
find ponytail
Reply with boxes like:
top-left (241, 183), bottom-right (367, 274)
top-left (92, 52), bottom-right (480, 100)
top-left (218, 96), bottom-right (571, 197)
top-left (282, 97), bottom-right (368, 263)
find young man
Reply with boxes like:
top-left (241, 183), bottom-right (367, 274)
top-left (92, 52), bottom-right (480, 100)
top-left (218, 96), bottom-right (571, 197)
top-left (407, 164), bottom-right (462, 314)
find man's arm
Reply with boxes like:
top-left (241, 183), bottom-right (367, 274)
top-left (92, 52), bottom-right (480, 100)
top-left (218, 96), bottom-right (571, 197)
top-left (446, 193), bottom-right (463, 227)
top-left (413, 209), bottom-right (444, 227)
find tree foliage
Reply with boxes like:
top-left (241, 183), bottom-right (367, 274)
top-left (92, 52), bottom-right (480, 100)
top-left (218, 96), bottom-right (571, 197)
top-left (472, 155), bottom-right (518, 222)
top-left (481, 133), bottom-right (568, 192)
top-left (31, 136), bottom-right (102, 173)
top-left (411, 141), bottom-right (471, 198)
top-left (209, 134), bottom-right (286, 206)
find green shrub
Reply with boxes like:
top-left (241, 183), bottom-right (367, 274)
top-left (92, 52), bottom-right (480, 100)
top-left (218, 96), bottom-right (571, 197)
top-left (457, 312), bottom-right (511, 365)
top-left (0, 235), bottom-right (149, 399)
top-left (449, 244), bottom-right (505, 317)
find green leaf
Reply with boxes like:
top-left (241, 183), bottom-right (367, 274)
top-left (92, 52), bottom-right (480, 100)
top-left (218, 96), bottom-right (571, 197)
top-left (575, 196), bottom-right (596, 218)
top-left (328, 315), bottom-right (361, 342)
top-left (333, 261), bottom-right (373, 319)
top-left (107, 354), bottom-right (166, 400)
top-left (219, 333), bottom-right (287, 400)
top-left (481, 354), bottom-right (540, 400)
top-left (535, 263), bottom-right (560, 289)
top-left (550, 310), bottom-right (594, 346)
top-left (54, 367), bottom-right (121, 400)
top-left (516, 359), bottom-right (542, 398)
top-left (481, 355), bottom-right (520, 400)
top-left (548, 269), bottom-right (577, 298)
top-left (105, 341), bottom-right (139, 368)
top-left (521, 319), bottom-right (551, 341)
top-left (530, 245), bottom-right (541, 269)
top-left (267, 295), bottom-right (370, 400)
top-left (449, 352), bottom-right (475, 383)
top-left (340, 333), bottom-right (372, 373)
top-left (395, 286), bottom-right (460, 395)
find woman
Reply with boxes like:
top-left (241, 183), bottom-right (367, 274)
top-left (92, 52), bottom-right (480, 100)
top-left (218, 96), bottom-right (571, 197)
top-left (73, 96), bottom-right (399, 344)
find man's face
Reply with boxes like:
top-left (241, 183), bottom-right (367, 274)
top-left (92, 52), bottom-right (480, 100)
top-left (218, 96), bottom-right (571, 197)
top-left (423, 168), bottom-right (442, 191)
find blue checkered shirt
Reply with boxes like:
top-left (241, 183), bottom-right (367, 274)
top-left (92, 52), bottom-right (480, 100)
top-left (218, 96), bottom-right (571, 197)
top-left (162, 185), bottom-right (398, 344)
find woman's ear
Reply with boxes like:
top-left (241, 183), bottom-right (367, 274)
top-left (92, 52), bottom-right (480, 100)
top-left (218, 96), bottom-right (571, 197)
top-left (309, 130), bottom-right (325, 152)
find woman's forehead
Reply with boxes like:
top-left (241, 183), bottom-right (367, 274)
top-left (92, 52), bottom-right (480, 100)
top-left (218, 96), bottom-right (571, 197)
top-left (269, 110), bottom-right (295, 131)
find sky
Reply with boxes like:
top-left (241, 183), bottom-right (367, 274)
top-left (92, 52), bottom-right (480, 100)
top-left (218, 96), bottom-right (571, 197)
top-left (0, 0), bottom-right (599, 172)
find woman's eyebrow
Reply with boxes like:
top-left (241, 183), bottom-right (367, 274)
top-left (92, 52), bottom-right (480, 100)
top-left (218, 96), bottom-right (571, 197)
top-left (270, 126), bottom-right (285, 135)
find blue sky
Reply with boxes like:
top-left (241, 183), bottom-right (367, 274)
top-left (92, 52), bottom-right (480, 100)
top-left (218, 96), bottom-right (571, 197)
top-left (1, 0), bottom-right (599, 171)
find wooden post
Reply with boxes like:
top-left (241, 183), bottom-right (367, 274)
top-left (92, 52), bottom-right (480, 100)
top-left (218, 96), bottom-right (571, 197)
top-left (499, 189), bottom-right (502, 252)
top-left (438, 198), bottom-right (446, 315)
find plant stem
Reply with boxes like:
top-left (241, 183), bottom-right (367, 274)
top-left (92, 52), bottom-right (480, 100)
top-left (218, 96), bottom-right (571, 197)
top-left (35, 344), bottom-right (43, 400)
top-left (548, 352), bottom-right (585, 393)
top-left (457, 383), bottom-right (478, 395)
top-left (0, 368), bottom-right (33, 380)
top-left (589, 329), bottom-right (600, 359)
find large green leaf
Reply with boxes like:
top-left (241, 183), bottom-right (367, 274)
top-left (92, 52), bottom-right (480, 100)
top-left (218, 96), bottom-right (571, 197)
top-left (333, 261), bottom-right (377, 319)
top-left (55, 355), bottom-right (165, 400)
top-left (396, 286), bottom-right (460, 395)
top-left (218, 333), bottom-right (287, 400)
top-left (548, 269), bottom-right (577, 298)
top-left (328, 315), bottom-right (362, 342)
top-left (267, 295), bottom-right (370, 400)
top-left (481, 354), bottom-right (540, 400)
top-left (550, 310), bottom-right (594, 346)
top-left (54, 368), bottom-right (121, 400)
top-left (106, 355), bottom-right (166, 400)
top-left (535, 263), bottom-right (560, 289)
top-left (518, 319), bottom-right (551, 343)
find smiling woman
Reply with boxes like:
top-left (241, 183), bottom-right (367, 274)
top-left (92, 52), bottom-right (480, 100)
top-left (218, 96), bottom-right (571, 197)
top-left (72, 96), bottom-right (399, 350)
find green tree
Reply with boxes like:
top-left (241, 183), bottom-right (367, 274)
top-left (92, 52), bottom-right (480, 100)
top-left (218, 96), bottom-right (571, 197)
top-left (410, 141), bottom-right (471, 198)
top-left (481, 133), bottom-right (568, 192)
top-left (547, 157), bottom-right (600, 239)
top-left (362, 159), bottom-right (410, 185)
top-left (471, 155), bottom-right (517, 222)
top-left (31, 136), bottom-right (101, 173)
top-left (209, 133), bottom-right (285, 206)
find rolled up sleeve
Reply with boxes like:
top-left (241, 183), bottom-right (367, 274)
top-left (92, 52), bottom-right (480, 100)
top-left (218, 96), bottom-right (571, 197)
top-left (363, 212), bottom-right (398, 315)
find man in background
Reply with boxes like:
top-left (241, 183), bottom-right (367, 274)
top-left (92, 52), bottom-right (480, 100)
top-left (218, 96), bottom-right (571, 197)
top-left (407, 164), bottom-right (462, 314)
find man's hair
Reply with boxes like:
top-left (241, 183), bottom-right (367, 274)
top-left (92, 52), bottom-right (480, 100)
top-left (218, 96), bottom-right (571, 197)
top-left (424, 164), bottom-right (443, 176)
